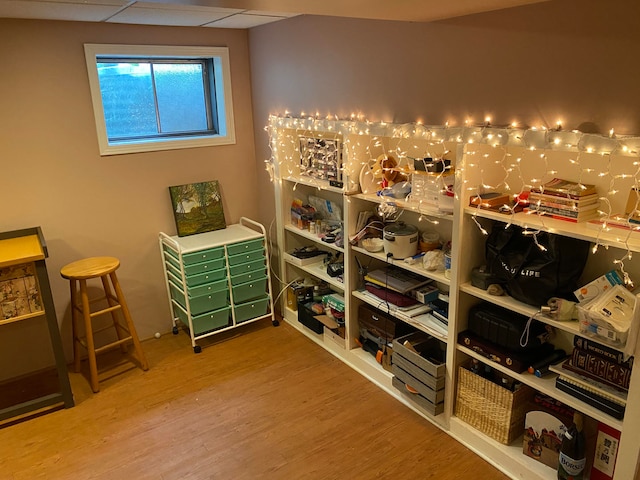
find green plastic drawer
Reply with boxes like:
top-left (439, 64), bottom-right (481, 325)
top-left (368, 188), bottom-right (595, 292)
top-left (232, 277), bottom-right (268, 303)
top-left (170, 281), bottom-right (229, 315)
top-left (169, 281), bottom-right (188, 308)
top-left (227, 249), bottom-right (265, 266)
top-left (228, 258), bottom-right (266, 277)
top-left (226, 238), bottom-right (264, 256)
top-left (184, 257), bottom-right (225, 276)
top-left (230, 268), bottom-right (268, 286)
top-left (182, 247), bottom-right (225, 266)
top-left (185, 267), bottom-right (227, 287)
top-left (164, 250), bottom-right (181, 270)
top-left (234, 296), bottom-right (270, 324)
top-left (166, 261), bottom-right (182, 279)
top-left (175, 305), bottom-right (231, 335)
top-left (190, 289), bottom-right (229, 315)
top-left (188, 277), bottom-right (228, 297)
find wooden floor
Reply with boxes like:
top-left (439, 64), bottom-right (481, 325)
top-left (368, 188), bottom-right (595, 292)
top-left (0, 320), bottom-right (509, 480)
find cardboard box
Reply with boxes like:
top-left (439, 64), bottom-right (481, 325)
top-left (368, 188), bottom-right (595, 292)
top-left (523, 410), bottom-right (570, 469)
top-left (574, 270), bottom-right (623, 303)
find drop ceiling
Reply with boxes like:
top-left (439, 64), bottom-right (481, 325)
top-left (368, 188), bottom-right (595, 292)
top-left (0, 0), bottom-right (551, 29)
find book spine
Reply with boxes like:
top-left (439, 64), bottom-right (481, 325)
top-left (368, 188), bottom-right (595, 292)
top-left (588, 218), bottom-right (640, 231)
top-left (573, 336), bottom-right (633, 366)
top-left (523, 208), bottom-right (579, 222)
top-left (571, 348), bottom-right (632, 390)
top-left (555, 378), bottom-right (625, 419)
top-left (527, 204), bottom-right (585, 218)
top-left (529, 193), bottom-right (597, 208)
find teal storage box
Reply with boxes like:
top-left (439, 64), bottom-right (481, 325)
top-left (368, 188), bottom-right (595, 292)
top-left (229, 259), bottom-right (266, 277)
top-left (184, 267), bottom-right (227, 287)
top-left (175, 305), bottom-right (231, 335)
top-left (234, 296), bottom-right (270, 323)
top-left (227, 238), bottom-right (264, 256)
top-left (184, 257), bottom-right (225, 276)
top-left (232, 277), bottom-right (267, 303)
top-left (231, 268), bottom-right (268, 286)
top-left (182, 247), bottom-right (225, 265)
top-left (228, 249), bottom-right (265, 266)
top-left (187, 277), bottom-right (228, 297)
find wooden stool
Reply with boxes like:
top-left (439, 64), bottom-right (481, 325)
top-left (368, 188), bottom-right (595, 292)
top-left (60, 256), bottom-right (149, 392)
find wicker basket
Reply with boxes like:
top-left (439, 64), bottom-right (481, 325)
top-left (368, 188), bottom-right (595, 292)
top-left (455, 365), bottom-right (534, 444)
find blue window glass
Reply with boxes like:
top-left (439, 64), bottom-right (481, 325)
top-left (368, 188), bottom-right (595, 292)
top-left (96, 60), bottom-right (214, 142)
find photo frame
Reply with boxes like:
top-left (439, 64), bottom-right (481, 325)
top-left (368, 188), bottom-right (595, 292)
top-left (169, 180), bottom-right (226, 237)
top-left (299, 136), bottom-right (343, 185)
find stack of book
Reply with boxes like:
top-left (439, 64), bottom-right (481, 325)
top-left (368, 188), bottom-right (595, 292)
top-left (550, 336), bottom-right (631, 419)
top-left (364, 266), bottom-right (431, 294)
top-left (524, 178), bottom-right (600, 222)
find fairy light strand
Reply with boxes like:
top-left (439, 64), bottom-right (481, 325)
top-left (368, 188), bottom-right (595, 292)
top-left (266, 112), bottom-right (640, 284)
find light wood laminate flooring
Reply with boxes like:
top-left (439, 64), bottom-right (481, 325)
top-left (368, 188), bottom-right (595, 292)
top-left (0, 320), bottom-right (509, 479)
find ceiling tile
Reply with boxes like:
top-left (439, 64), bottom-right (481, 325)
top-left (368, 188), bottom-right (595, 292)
top-left (205, 13), bottom-right (287, 29)
top-left (243, 10), bottom-right (298, 18)
top-left (106, 2), bottom-right (242, 26)
top-left (0, 0), bottom-right (127, 21)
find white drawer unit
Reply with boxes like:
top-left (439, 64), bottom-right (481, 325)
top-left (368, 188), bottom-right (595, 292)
top-left (159, 217), bottom-right (276, 353)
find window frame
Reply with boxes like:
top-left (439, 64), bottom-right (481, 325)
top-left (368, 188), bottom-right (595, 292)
top-left (84, 44), bottom-right (236, 156)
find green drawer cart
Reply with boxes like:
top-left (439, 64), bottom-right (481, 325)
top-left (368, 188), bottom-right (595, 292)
top-left (159, 217), bottom-right (277, 353)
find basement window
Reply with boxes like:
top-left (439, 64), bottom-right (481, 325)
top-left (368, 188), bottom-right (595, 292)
top-left (84, 44), bottom-right (235, 156)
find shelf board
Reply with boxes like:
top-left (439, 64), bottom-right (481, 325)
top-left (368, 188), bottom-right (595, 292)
top-left (458, 283), bottom-right (586, 337)
top-left (284, 258), bottom-right (345, 290)
top-left (458, 282), bottom-right (629, 354)
top-left (457, 344), bottom-right (624, 429)
top-left (0, 235), bottom-right (45, 268)
top-left (352, 246), bottom-right (450, 286)
top-left (281, 175), bottom-right (345, 193)
top-left (353, 290), bottom-right (448, 341)
top-left (464, 206), bottom-right (640, 253)
top-left (352, 193), bottom-right (454, 221)
top-left (284, 224), bottom-right (345, 253)
top-left (0, 311), bottom-right (45, 326)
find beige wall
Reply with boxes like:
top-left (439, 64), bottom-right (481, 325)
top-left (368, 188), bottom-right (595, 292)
top-left (249, 0), bottom-right (640, 240)
top-left (0, 19), bottom-right (258, 378)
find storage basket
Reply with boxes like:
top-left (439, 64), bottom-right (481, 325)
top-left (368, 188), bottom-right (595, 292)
top-left (455, 364), bottom-right (534, 444)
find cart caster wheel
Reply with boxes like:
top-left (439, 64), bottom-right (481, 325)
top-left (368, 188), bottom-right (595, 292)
top-left (272, 319), bottom-right (280, 327)
top-left (172, 326), bottom-right (179, 335)
top-left (193, 345), bottom-right (202, 354)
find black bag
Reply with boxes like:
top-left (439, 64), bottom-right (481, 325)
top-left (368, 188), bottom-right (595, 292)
top-left (485, 223), bottom-right (590, 306)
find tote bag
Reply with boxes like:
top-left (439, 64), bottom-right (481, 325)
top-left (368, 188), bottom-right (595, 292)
top-left (485, 223), bottom-right (590, 307)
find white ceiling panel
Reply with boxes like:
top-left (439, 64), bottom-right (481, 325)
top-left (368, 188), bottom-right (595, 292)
top-left (205, 13), bottom-right (286, 28)
top-left (0, 0), bottom-right (127, 21)
top-left (106, 2), bottom-right (241, 26)
top-left (243, 10), bottom-right (297, 18)
top-left (0, 0), bottom-right (551, 28)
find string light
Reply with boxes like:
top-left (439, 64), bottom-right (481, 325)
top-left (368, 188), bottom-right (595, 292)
top-left (266, 112), bottom-right (640, 282)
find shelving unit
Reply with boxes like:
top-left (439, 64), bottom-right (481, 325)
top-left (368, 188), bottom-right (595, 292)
top-left (159, 217), bottom-right (276, 353)
top-left (269, 115), bottom-right (640, 480)
top-left (0, 227), bottom-right (74, 422)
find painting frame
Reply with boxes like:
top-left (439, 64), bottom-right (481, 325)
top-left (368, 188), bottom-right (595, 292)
top-left (168, 180), bottom-right (227, 237)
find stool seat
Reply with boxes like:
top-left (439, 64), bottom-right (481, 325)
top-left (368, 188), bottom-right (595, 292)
top-left (61, 256), bottom-right (120, 280)
top-left (61, 256), bottom-right (148, 392)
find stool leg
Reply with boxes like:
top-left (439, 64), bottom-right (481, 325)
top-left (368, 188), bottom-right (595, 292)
top-left (100, 275), bottom-right (129, 354)
top-left (69, 279), bottom-right (82, 373)
top-left (110, 271), bottom-right (149, 371)
top-left (80, 279), bottom-right (100, 393)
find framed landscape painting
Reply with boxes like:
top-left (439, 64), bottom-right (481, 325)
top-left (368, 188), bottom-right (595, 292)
top-left (169, 180), bottom-right (226, 236)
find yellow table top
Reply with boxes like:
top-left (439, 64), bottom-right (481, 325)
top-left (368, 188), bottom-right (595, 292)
top-left (0, 235), bottom-right (45, 268)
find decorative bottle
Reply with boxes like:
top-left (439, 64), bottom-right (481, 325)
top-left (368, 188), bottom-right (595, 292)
top-left (557, 412), bottom-right (586, 480)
